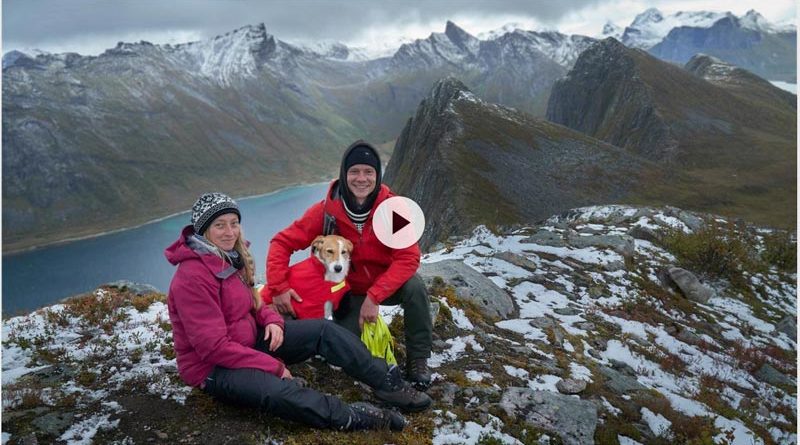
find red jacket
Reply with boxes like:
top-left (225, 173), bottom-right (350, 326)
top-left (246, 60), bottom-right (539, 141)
top-left (165, 225), bottom-right (286, 387)
top-left (260, 256), bottom-right (350, 319)
top-left (267, 181), bottom-right (420, 305)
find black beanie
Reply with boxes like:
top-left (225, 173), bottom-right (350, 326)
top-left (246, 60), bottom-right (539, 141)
top-left (343, 144), bottom-right (380, 173)
top-left (339, 140), bottom-right (382, 214)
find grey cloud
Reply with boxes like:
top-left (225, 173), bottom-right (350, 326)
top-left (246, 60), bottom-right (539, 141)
top-left (4, 0), bottom-right (603, 50)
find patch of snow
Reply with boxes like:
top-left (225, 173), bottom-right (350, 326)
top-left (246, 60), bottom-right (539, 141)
top-left (433, 413), bottom-right (522, 445)
top-left (602, 397), bottom-right (622, 415)
top-left (570, 362), bottom-right (593, 381)
top-left (466, 370), bottom-right (492, 382)
top-left (714, 416), bottom-right (764, 445)
top-left (58, 413), bottom-right (120, 445)
top-left (641, 407), bottom-right (672, 438)
top-left (526, 374), bottom-right (561, 392)
top-left (429, 335), bottom-right (484, 368)
top-left (503, 365), bottom-right (530, 379)
top-left (495, 319), bottom-right (547, 341)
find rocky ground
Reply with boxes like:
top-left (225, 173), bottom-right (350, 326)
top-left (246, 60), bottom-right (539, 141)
top-left (2, 205), bottom-right (796, 445)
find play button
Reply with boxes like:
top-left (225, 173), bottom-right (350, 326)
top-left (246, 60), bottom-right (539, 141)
top-left (373, 196), bottom-right (425, 249)
top-left (392, 212), bottom-right (410, 234)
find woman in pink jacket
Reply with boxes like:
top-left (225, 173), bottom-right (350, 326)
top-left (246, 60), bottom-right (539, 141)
top-left (165, 193), bottom-right (430, 431)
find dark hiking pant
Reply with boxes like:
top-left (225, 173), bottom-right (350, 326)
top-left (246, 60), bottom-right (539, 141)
top-left (201, 319), bottom-right (389, 429)
top-left (333, 274), bottom-right (432, 361)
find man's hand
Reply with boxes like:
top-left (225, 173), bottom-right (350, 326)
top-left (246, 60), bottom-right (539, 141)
top-left (273, 289), bottom-right (302, 317)
top-left (358, 296), bottom-right (380, 330)
top-left (264, 323), bottom-right (285, 351)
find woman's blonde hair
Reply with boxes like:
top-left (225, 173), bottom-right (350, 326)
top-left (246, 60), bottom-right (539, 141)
top-left (205, 225), bottom-right (262, 310)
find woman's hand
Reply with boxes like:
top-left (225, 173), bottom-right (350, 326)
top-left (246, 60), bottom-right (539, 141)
top-left (281, 367), bottom-right (293, 380)
top-left (359, 296), bottom-right (380, 330)
top-left (273, 289), bottom-right (302, 317)
top-left (264, 323), bottom-right (284, 351)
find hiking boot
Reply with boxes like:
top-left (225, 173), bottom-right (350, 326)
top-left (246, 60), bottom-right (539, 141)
top-left (373, 365), bottom-right (432, 412)
top-left (342, 402), bottom-right (406, 431)
top-left (406, 357), bottom-right (432, 390)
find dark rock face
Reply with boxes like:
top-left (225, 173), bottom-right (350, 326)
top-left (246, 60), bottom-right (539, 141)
top-left (546, 37), bottom-right (796, 230)
top-left (546, 38), bottom-right (677, 161)
top-left (649, 16), bottom-right (797, 82)
top-left (385, 77), bottom-right (652, 249)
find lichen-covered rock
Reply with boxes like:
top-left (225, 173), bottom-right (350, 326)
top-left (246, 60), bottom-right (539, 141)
top-left (666, 267), bottom-right (715, 303)
top-left (419, 259), bottom-right (515, 319)
top-left (521, 229), bottom-right (567, 247)
top-left (566, 233), bottom-right (636, 258)
top-left (494, 251), bottom-right (538, 272)
top-left (500, 388), bottom-right (597, 445)
top-left (754, 363), bottom-right (795, 388)
top-left (556, 378), bottom-right (588, 395)
top-left (775, 316), bottom-right (797, 342)
top-left (600, 366), bottom-right (647, 394)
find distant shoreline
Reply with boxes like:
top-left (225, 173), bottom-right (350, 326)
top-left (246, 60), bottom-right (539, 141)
top-left (3, 180), bottom-right (331, 257)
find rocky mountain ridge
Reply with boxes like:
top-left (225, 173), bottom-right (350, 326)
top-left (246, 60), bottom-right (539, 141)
top-left (546, 38), bottom-right (796, 229)
top-left (2, 205), bottom-right (795, 444)
top-left (383, 77), bottom-right (656, 250)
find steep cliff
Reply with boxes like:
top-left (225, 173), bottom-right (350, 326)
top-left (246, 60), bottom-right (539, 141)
top-left (384, 78), bottom-right (654, 249)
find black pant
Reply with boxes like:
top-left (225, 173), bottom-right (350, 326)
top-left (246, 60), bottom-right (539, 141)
top-left (333, 274), bottom-right (432, 361)
top-left (202, 319), bottom-right (389, 429)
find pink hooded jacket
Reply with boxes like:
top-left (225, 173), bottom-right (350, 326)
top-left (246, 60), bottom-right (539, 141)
top-left (165, 225), bottom-right (285, 387)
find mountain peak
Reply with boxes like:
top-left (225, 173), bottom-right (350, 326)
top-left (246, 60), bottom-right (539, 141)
top-left (444, 21), bottom-right (479, 53)
top-left (428, 76), bottom-right (473, 109)
top-left (598, 36), bottom-right (628, 51)
top-left (739, 9), bottom-right (778, 32)
top-left (632, 8), bottom-right (664, 27)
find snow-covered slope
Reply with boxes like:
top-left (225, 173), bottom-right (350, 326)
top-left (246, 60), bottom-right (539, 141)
top-left (3, 205), bottom-right (795, 444)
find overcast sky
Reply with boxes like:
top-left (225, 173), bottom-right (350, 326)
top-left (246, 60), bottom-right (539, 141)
top-left (3, 0), bottom-right (796, 56)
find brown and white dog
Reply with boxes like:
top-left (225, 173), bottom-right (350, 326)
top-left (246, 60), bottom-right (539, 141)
top-left (311, 235), bottom-right (353, 283)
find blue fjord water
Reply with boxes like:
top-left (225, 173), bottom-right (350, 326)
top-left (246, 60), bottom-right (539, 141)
top-left (2, 183), bottom-right (329, 317)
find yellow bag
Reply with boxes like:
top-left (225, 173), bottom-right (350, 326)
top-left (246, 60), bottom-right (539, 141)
top-left (361, 315), bottom-right (397, 365)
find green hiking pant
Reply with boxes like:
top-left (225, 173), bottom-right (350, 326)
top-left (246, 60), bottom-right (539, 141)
top-left (333, 274), bottom-right (432, 360)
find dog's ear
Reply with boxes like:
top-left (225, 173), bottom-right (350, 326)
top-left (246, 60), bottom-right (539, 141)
top-left (311, 236), bottom-right (325, 254)
top-left (343, 239), bottom-right (353, 253)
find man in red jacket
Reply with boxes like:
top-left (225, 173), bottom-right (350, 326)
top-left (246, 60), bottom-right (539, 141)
top-left (267, 140), bottom-right (432, 389)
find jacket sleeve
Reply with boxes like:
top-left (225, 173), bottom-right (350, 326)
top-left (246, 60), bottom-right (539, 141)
top-left (266, 202), bottom-right (324, 295)
top-left (171, 267), bottom-right (285, 377)
top-left (367, 242), bottom-right (421, 304)
top-left (255, 303), bottom-right (285, 328)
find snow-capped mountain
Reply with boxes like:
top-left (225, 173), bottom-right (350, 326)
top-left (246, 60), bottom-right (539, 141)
top-left (392, 21), bottom-right (482, 68)
top-left (619, 8), bottom-right (730, 48)
top-left (171, 23), bottom-right (307, 85)
top-left (291, 40), bottom-right (380, 62)
top-left (502, 30), bottom-right (595, 68)
top-left (740, 9), bottom-right (796, 33)
top-left (477, 22), bottom-right (526, 40)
